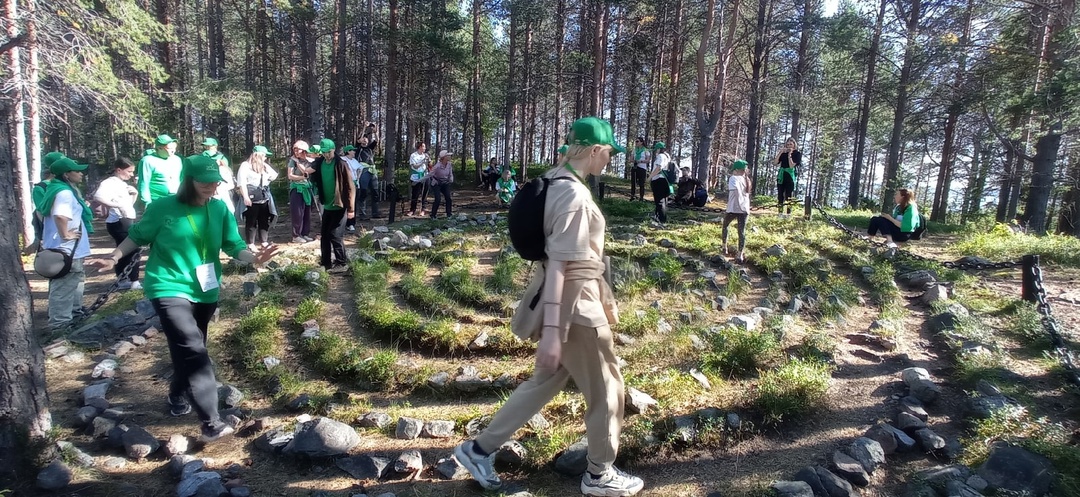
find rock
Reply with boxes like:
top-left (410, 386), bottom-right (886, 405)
top-left (726, 413), bottom-right (742, 430)
top-left (390, 231), bottom-right (409, 248)
top-left (672, 415), bottom-right (697, 443)
top-left (910, 379), bottom-right (942, 404)
top-left (965, 475), bottom-right (988, 492)
top-left (914, 428), bottom-right (947, 452)
top-left (427, 372), bottom-right (450, 388)
top-left (357, 412), bottom-right (392, 429)
top-left (977, 444), bottom-right (1056, 497)
top-left (218, 385), bottom-right (243, 409)
top-left (897, 412), bottom-right (928, 432)
top-left (631, 235), bottom-right (647, 246)
top-left (393, 450), bottom-right (423, 474)
top-left (36, 460), bottom-right (73, 490)
top-left (92, 358), bottom-right (118, 379)
top-left (689, 369), bottom-right (712, 390)
top-left (847, 437), bottom-right (886, 474)
top-left (335, 455), bottom-right (391, 480)
top-left (771, 481), bottom-right (814, 497)
top-left (56, 441), bottom-right (95, 468)
top-left (615, 333), bottom-right (636, 346)
top-left (527, 412), bottom-right (550, 432)
top-left (242, 281), bottom-right (261, 298)
top-left (143, 326), bottom-right (160, 338)
top-left (928, 312), bottom-right (963, 334)
top-left (177, 471), bottom-right (223, 497)
top-left (625, 387), bottom-right (659, 416)
top-left (122, 424), bottom-right (160, 459)
top-left (765, 244), bottom-right (787, 257)
top-left (942, 438), bottom-right (964, 461)
top-left (915, 465), bottom-right (972, 486)
top-left (714, 295), bottom-right (734, 311)
top-left (419, 238), bottom-right (433, 249)
top-left (435, 456), bottom-right (470, 480)
top-left (728, 314), bottom-right (759, 331)
top-left (816, 466), bottom-right (859, 497)
top-left (168, 455), bottom-right (198, 478)
top-left (165, 433), bottom-right (191, 457)
top-left (659, 238), bottom-right (675, 248)
top-left (373, 225), bottom-right (389, 234)
top-left (975, 380), bottom-right (1002, 397)
top-left (554, 438), bottom-right (589, 476)
top-left (966, 395), bottom-right (1022, 420)
top-left (946, 480), bottom-right (984, 497)
top-left (793, 466), bottom-right (829, 497)
top-left (422, 420), bottom-right (456, 439)
top-left (787, 297), bottom-right (805, 314)
top-left (83, 382), bottom-right (111, 405)
top-left (901, 367), bottom-right (932, 387)
top-left (832, 450), bottom-right (870, 487)
top-left (752, 306), bottom-right (774, 318)
top-left (129, 334), bottom-right (147, 346)
top-left (897, 269), bottom-right (937, 288)
top-left (181, 460), bottom-right (206, 480)
top-left (900, 396), bottom-right (930, 421)
top-left (262, 356), bottom-right (281, 369)
top-left (283, 418), bottom-right (361, 458)
top-left (396, 417), bottom-right (423, 440)
top-left (920, 284), bottom-right (950, 304)
top-left (106, 424), bottom-right (128, 448)
top-left (286, 393), bottom-right (311, 412)
top-left (255, 428), bottom-right (293, 454)
top-left (74, 405), bottom-right (101, 427)
top-left (496, 440), bottom-right (528, 467)
top-left (101, 457), bottom-right (127, 470)
top-left (656, 318), bottom-right (673, 334)
top-left (468, 331), bottom-right (489, 350)
top-left (493, 373), bottom-right (517, 389)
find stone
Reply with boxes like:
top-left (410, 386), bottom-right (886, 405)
top-left (965, 475), bottom-right (988, 492)
top-left (419, 238), bottom-right (433, 249)
top-left (728, 314), bottom-right (759, 331)
top-left (726, 413), bottom-right (742, 430)
top-left (453, 373), bottom-right (490, 392)
top-left (393, 449), bottom-right (423, 474)
top-left (427, 372), bottom-right (450, 388)
top-left (468, 331), bottom-right (489, 350)
top-left (493, 373), bottom-right (517, 389)
top-left (910, 379), bottom-right (942, 404)
top-left (915, 465), bottom-right (972, 486)
top-left (142, 327), bottom-right (160, 338)
top-left (897, 412), bottom-right (928, 432)
top-left (928, 312), bottom-right (963, 334)
top-left (816, 466), bottom-right (859, 497)
top-left (554, 438), bottom-right (589, 476)
top-left (832, 450), bottom-right (870, 487)
top-left (283, 418), bottom-right (361, 458)
top-left (900, 396), bottom-right (930, 421)
top-left (977, 444), bottom-right (1056, 497)
top-left (901, 367), bottom-right (932, 387)
top-left (496, 440), bottom-right (528, 467)
top-left (83, 382), bottom-right (111, 404)
top-left (920, 284), bottom-right (950, 304)
top-left (262, 356), bottom-right (281, 370)
top-left (59, 350), bottom-right (85, 363)
top-left (129, 334), bottom-right (147, 346)
top-left (422, 420), bottom-right (456, 439)
top-left (656, 318), bottom-right (673, 334)
top-left (771, 481), bottom-right (814, 497)
top-left (967, 395), bottom-right (1023, 420)
top-left (100, 408), bottom-right (128, 421)
top-left (689, 369), bottom-right (712, 390)
top-left (395, 417), bottom-right (423, 440)
top-left (56, 441), bottom-right (95, 468)
top-left (714, 295), bottom-right (734, 311)
top-left (527, 412), bottom-right (550, 432)
top-left (168, 455), bottom-right (198, 478)
top-left (792, 466), bottom-right (829, 497)
top-left (942, 438), bottom-right (964, 461)
top-left (847, 437), bottom-right (886, 474)
top-left (464, 417), bottom-right (489, 437)
top-left (255, 428), bottom-right (293, 454)
top-left (106, 424), bottom-right (128, 448)
top-left (391, 231), bottom-right (409, 248)
top-left (897, 269), bottom-right (937, 288)
top-left (435, 456), bottom-right (469, 480)
top-left (219, 384), bottom-right (244, 409)
top-left (914, 428), bottom-right (947, 452)
top-left (74, 405), bottom-right (101, 427)
top-left (336, 455), bottom-right (391, 480)
top-left (165, 433), bottom-right (190, 457)
top-left (615, 333), bottom-right (636, 346)
top-left (765, 244), bottom-right (787, 257)
top-left (976, 380), bottom-right (1001, 397)
top-left (101, 457), bottom-right (127, 470)
top-left (787, 297), bottom-right (805, 314)
top-left (752, 306), bottom-right (774, 318)
top-left (181, 460), bottom-right (206, 480)
top-left (177, 471), bottom-right (223, 497)
top-left (287, 394), bottom-right (312, 412)
top-left (230, 487), bottom-right (252, 497)
top-left (92, 358), bottom-right (119, 378)
top-left (672, 415), bottom-right (697, 443)
top-left (357, 412), bottom-right (392, 429)
top-left (946, 480), bottom-right (984, 497)
top-left (122, 424), bottom-right (160, 459)
top-left (625, 387), bottom-right (659, 416)
top-left (659, 238), bottom-right (675, 248)
top-left (36, 460), bottom-right (73, 490)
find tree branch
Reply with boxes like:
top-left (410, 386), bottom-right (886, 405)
top-left (0, 35), bottom-right (25, 56)
top-left (980, 105), bottom-right (1035, 162)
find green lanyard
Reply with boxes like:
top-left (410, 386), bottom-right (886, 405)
top-left (564, 163), bottom-right (585, 183)
top-left (185, 204), bottom-right (211, 262)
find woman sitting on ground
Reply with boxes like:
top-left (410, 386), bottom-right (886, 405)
top-left (868, 188), bottom-right (921, 248)
top-left (495, 168), bottom-right (517, 206)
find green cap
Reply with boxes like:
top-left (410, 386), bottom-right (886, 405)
top-left (319, 138), bottom-right (336, 151)
top-left (43, 151), bottom-right (66, 169)
top-left (253, 145), bottom-right (273, 156)
top-left (567, 117), bottom-right (626, 153)
top-left (732, 159), bottom-right (747, 170)
top-left (557, 145), bottom-right (568, 155)
top-left (341, 145), bottom-right (356, 153)
top-left (155, 134), bottom-right (176, 146)
top-left (144, 149), bottom-right (155, 156)
top-left (202, 137), bottom-right (218, 147)
top-left (653, 141), bottom-right (666, 150)
top-left (50, 157), bottom-right (88, 175)
top-left (184, 154), bottom-right (225, 183)
top-left (307, 145), bottom-right (322, 154)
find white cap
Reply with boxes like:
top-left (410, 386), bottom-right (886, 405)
top-left (293, 140), bottom-right (310, 151)
top-left (438, 150), bottom-right (453, 159)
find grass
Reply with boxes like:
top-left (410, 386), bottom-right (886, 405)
top-left (702, 324), bottom-right (781, 378)
top-left (962, 409), bottom-right (1080, 497)
top-left (490, 252), bottom-right (528, 294)
top-left (754, 358), bottom-right (833, 423)
top-left (438, 257), bottom-right (499, 309)
top-left (295, 296), bottom-right (323, 324)
top-left (83, 289), bottom-right (145, 324)
top-left (648, 253), bottom-right (683, 290)
top-left (954, 223), bottom-right (1080, 267)
top-left (614, 307), bottom-right (661, 337)
top-left (230, 303), bottom-right (312, 404)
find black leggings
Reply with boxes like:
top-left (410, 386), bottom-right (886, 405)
top-left (778, 179), bottom-right (795, 213)
top-left (106, 218), bottom-right (141, 282)
top-left (152, 297), bottom-right (223, 430)
top-left (409, 181), bottom-right (429, 214)
top-left (244, 202), bottom-right (272, 245)
top-left (431, 182), bottom-right (452, 218)
top-left (651, 178), bottom-right (669, 222)
top-left (631, 167), bottom-right (648, 200)
top-left (320, 208), bottom-right (348, 269)
top-left (722, 213), bottom-right (748, 251)
top-left (868, 216), bottom-right (910, 242)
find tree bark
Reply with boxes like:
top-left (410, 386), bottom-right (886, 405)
top-left (471, 0), bottom-right (483, 174)
top-left (1058, 148), bottom-right (1080, 236)
top-left (663, 0), bottom-right (684, 146)
top-left (930, 0), bottom-right (974, 222)
top-left (6, 0), bottom-right (30, 246)
top-left (847, 0), bottom-right (886, 208)
top-left (790, 0), bottom-right (817, 141)
top-left (503, 5), bottom-right (518, 170)
top-left (881, 0), bottom-right (922, 212)
top-left (26, 0), bottom-right (40, 175)
top-left (744, 0), bottom-right (770, 182)
top-left (553, 0), bottom-right (566, 153)
top-left (383, 0), bottom-right (400, 178)
top-left (1023, 129), bottom-right (1060, 235)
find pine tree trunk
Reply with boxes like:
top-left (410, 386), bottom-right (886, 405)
top-left (503, 7), bottom-right (517, 170)
top-left (881, 0), bottom-right (921, 211)
top-left (790, 0), bottom-right (816, 141)
top-left (383, 0), bottom-right (400, 178)
top-left (847, 0), bottom-right (886, 208)
top-left (1058, 149), bottom-right (1080, 236)
top-left (744, 0), bottom-right (770, 183)
top-left (6, 0), bottom-right (30, 247)
top-left (26, 0), bottom-right (40, 177)
top-left (471, 0), bottom-right (483, 174)
top-left (664, 0), bottom-right (683, 146)
top-left (553, 0), bottom-right (566, 152)
top-left (1023, 129), bottom-right (1060, 235)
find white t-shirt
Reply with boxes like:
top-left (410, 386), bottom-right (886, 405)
top-left (409, 152), bottom-right (429, 183)
top-left (43, 189), bottom-right (92, 259)
top-left (214, 165), bottom-right (236, 213)
top-left (94, 176), bottom-right (137, 223)
top-left (652, 152), bottom-right (671, 181)
top-left (345, 157), bottom-right (363, 183)
top-left (634, 148), bottom-right (652, 169)
top-left (237, 161), bottom-right (279, 190)
top-left (727, 174), bottom-right (751, 214)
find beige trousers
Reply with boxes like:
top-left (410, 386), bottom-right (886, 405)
top-left (476, 323), bottom-right (625, 475)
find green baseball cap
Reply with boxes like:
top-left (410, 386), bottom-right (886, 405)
top-left (732, 159), bottom-right (747, 170)
top-left (307, 145), bottom-right (322, 154)
top-left (43, 151), bottom-right (66, 168)
top-left (341, 145), bottom-right (356, 153)
top-left (567, 117), bottom-right (625, 153)
top-left (202, 137), bottom-right (219, 147)
top-left (319, 138), bottom-right (336, 151)
top-left (50, 157), bottom-right (88, 175)
top-left (155, 134), bottom-right (177, 146)
top-left (653, 141), bottom-right (666, 150)
top-left (184, 154), bottom-right (225, 183)
top-left (557, 145), bottom-right (568, 155)
top-left (253, 145), bottom-right (273, 156)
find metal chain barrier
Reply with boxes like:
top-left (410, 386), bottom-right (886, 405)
top-left (601, 183), bottom-right (798, 214)
top-left (61, 249), bottom-right (143, 332)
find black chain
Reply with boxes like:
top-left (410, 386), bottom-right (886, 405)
top-left (61, 249), bottom-right (143, 332)
top-left (603, 184), bottom-right (797, 214)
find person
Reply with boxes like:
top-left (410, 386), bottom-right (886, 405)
top-left (308, 139), bottom-right (355, 271)
top-left (429, 150), bottom-right (455, 219)
top-left (342, 145), bottom-right (364, 232)
top-left (673, 166), bottom-right (705, 206)
top-left (355, 137), bottom-right (380, 219)
top-left (480, 157), bottom-right (500, 191)
top-left (356, 121), bottom-right (379, 153)
top-left (630, 137), bottom-right (651, 201)
top-left (94, 158), bottom-right (142, 290)
top-left (237, 145), bottom-right (279, 250)
top-left (287, 140), bottom-right (316, 243)
top-left (496, 168), bottom-right (517, 206)
top-left (100, 155), bottom-right (276, 443)
top-left (408, 142), bottom-right (431, 217)
top-left (868, 188), bottom-right (921, 248)
top-left (25, 151), bottom-right (64, 255)
top-left (556, 144), bottom-right (568, 164)
top-left (38, 157), bottom-right (94, 330)
top-left (776, 138), bottom-right (801, 217)
top-left (648, 141), bottom-right (672, 224)
top-left (203, 138), bottom-right (236, 215)
top-left (138, 134), bottom-right (184, 205)
top-left (453, 116), bottom-right (642, 497)
top-left (722, 160), bottom-right (752, 263)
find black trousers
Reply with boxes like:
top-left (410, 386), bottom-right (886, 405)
top-left (431, 182), bottom-right (453, 218)
top-left (409, 181), bottom-right (429, 214)
top-left (651, 178), bottom-right (670, 223)
top-left (631, 167), bottom-right (648, 200)
top-left (244, 202), bottom-right (271, 245)
top-left (722, 213), bottom-right (748, 251)
top-left (868, 216), bottom-right (910, 242)
top-left (778, 179), bottom-right (795, 213)
top-left (106, 218), bottom-right (141, 282)
top-left (152, 297), bottom-right (222, 430)
top-left (483, 172), bottom-right (499, 191)
top-left (321, 208), bottom-right (348, 269)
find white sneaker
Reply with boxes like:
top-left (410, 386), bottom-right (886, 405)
top-left (346, 225), bottom-right (356, 233)
top-left (129, 280), bottom-right (142, 290)
top-left (293, 237), bottom-right (306, 244)
top-left (581, 467), bottom-right (644, 496)
top-left (886, 241), bottom-right (898, 249)
top-left (303, 236), bottom-right (315, 243)
top-left (453, 441), bottom-right (502, 490)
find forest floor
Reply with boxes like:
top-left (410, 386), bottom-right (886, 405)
top-left (23, 179), bottom-right (1080, 497)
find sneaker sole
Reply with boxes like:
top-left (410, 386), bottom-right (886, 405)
top-left (453, 444), bottom-right (502, 490)
top-left (197, 425), bottom-right (235, 443)
top-left (580, 480), bottom-right (645, 497)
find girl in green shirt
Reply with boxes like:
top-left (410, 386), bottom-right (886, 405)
top-left (868, 188), bottom-right (922, 248)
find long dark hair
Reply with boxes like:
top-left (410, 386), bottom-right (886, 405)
top-left (114, 157), bottom-right (134, 171)
top-left (176, 177), bottom-right (199, 206)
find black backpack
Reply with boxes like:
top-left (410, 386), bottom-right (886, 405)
top-left (508, 176), bottom-right (575, 261)
top-left (910, 214), bottom-right (929, 240)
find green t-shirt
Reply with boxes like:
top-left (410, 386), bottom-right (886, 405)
top-left (137, 153), bottom-right (184, 204)
top-left (321, 158), bottom-right (341, 211)
top-left (893, 203), bottom-right (921, 233)
top-left (128, 195), bottom-right (247, 303)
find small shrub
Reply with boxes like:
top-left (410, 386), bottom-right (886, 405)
top-left (295, 297), bottom-right (323, 324)
top-left (648, 253), bottom-right (683, 289)
top-left (754, 358), bottom-right (832, 423)
top-left (725, 268), bottom-right (750, 297)
top-left (615, 307), bottom-right (661, 337)
top-left (703, 325), bottom-right (780, 378)
top-left (796, 330), bottom-right (836, 362)
top-left (357, 350), bottom-right (400, 387)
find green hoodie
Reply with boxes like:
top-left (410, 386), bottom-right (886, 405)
top-left (127, 195), bottom-right (247, 303)
top-left (893, 203), bottom-right (921, 233)
top-left (36, 179), bottom-right (94, 233)
top-left (137, 153), bottom-right (184, 204)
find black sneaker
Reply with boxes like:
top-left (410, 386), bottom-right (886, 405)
top-left (329, 263), bottom-right (351, 275)
top-left (198, 423), bottom-right (235, 443)
top-left (167, 395), bottom-right (192, 417)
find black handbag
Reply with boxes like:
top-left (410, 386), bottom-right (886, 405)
top-left (34, 232), bottom-right (83, 280)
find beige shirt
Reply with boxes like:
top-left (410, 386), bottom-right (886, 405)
top-left (544, 173), bottom-right (610, 327)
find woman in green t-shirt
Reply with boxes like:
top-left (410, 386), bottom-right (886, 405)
top-left (100, 155), bottom-right (277, 442)
top-left (868, 188), bottom-right (922, 248)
